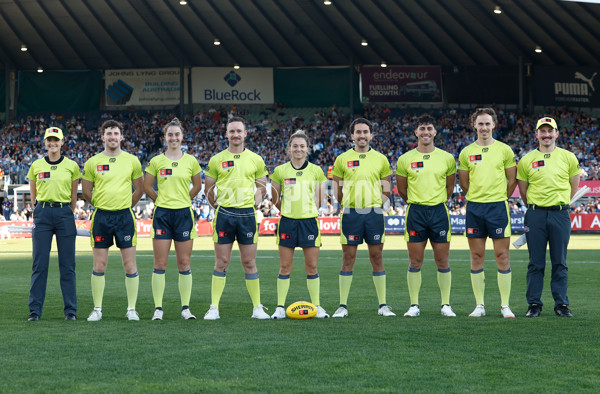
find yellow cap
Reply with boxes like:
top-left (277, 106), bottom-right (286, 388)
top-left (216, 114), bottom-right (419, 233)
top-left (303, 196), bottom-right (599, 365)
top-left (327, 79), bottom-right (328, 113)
top-left (44, 127), bottom-right (64, 140)
top-left (535, 117), bottom-right (557, 130)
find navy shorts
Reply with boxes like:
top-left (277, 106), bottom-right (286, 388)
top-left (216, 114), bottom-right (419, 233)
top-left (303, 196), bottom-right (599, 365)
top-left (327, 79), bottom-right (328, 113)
top-left (404, 203), bottom-right (450, 243)
top-left (152, 206), bottom-right (196, 242)
top-left (90, 208), bottom-right (136, 248)
top-left (465, 201), bottom-right (510, 238)
top-left (213, 207), bottom-right (258, 244)
top-left (340, 208), bottom-right (385, 245)
top-left (277, 216), bottom-right (321, 248)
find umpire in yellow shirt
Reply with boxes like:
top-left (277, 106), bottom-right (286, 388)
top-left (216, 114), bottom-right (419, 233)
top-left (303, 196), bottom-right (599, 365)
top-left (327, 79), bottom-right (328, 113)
top-left (27, 127), bottom-right (80, 321)
top-left (517, 117), bottom-right (581, 318)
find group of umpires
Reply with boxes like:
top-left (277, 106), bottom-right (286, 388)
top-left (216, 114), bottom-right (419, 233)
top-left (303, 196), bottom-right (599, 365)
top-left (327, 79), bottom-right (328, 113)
top-left (26, 110), bottom-right (581, 321)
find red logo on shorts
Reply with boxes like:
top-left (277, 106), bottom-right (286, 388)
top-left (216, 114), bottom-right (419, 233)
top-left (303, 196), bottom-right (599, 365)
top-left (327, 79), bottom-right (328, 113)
top-left (348, 235), bottom-right (358, 241)
top-left (95, 236), bottom-right (105, 242)
top-left (409, 230), bottom-right (419, 236)
top-left (280, 233), bottom-right (290, 239)
top-left (156, 229), bottom-right (165, 235)
top-left (467, 228), bottom-right (479, 234)
top-left (218, 231), bottom-right (228, 237)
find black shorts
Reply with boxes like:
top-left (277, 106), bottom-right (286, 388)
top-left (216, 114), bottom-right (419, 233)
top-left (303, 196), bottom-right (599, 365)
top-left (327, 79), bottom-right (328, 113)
top-left (404, 203), bottom-right (450, 243)
top-left (340, 208), bottom-right (385, 245)
top-left (277, 216), bottom-right (321, 248)
top-left (465, 201), bottom-right (510, 238)
top-left (152, 206), bottom-right (196, 242)
top-left (213, 207), bottom-right (258, 245)
top-left (90, 208), bottom-right (136, 248)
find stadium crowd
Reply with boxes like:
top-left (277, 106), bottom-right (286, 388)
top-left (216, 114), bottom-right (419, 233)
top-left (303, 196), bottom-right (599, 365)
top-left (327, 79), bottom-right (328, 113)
top-left (1, 105), bottom-right (599, 221)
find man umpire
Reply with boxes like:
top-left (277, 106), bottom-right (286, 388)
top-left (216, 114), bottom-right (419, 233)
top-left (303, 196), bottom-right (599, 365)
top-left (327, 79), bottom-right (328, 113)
top-left (516, 117), bottom-right (581, 318)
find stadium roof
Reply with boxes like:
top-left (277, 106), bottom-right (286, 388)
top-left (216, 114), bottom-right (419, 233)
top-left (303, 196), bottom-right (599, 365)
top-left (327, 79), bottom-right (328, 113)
top-left (0, 0), bottom-right (599, 71)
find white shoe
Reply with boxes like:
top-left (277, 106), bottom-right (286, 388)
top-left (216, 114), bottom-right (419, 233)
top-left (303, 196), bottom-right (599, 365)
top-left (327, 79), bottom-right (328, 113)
top-left (126, 307), bottom-right (140, 321)
top-left (441, 304), bottom-right (456, 317)
top-left (271, 306), bottom-right (286, 319)
top-left (403, 304), bottom-right (420, 317)
top-left (332, 306), bottom-right (348, 318)
top-left (204, 305), bottom-right (220, 320)
top-left (87, 307), bottom-right (102, 322)
top-left (378, 305), bottom-right (396, 317)
top-left (316, 306), bottom-right (330, 318)
top-left (252, 304), bottom-right (270, 319)
top-left (181, 308), bottom-right (196, 320)
top-left (501, 305), bottom-right (515, 318)
top-left (152, 308), bottom-right (163, 321)
top-left (469, 304), bottom-right (486, 317)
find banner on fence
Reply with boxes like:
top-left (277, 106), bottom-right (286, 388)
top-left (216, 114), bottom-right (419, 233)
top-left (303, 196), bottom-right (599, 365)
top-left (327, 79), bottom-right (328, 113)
top-left (361, 66), bottom-right (443, 103)
top-left (105, 68), bottom-right (183, 106)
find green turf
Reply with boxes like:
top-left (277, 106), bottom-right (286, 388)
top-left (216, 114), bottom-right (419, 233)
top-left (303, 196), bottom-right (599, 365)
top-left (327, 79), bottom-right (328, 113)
top-left (1, 246), bottom-right (599, 392)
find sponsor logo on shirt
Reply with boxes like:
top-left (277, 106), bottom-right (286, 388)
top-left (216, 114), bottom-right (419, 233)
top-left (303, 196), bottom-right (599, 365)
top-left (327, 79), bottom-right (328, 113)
top-left (347, 160), bottom-right (360, 168)
top-left (411, 162), bottom-right (424, 169)
top-left (109, 158), bottom-right (116, 163)
top-left (296, 171), bottom-right (303, 176)
top-left (234, 155), bottom-right (241, 159)
top-left (159, 169), bottom-right (173, 177)
top-left (469, 154), bottom-right (482, 163)
top-left (423, 155), bottom-right (430, 160)
top-left (96, 164), bottom-right (110, 172)
top-left (359, 154), bottom-right (366, 159)
top-left (38, 172), bottom-right (51, 180)
top-left (532, 160), bottom-right (545, 169)
top-left (544, 154), bottom-right (551, 159)
top-left (482, 148), bottom-right (489, 153)
top-left (284, 178), bottom-right (296, 186)
top-left (50, 166), bottom-right (57, 170)
top-left (221, 161), bottom-right (234, 169)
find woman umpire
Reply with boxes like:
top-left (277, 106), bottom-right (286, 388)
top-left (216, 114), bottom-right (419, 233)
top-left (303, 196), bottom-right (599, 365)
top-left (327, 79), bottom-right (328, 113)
top-left (143, 118), bottom-right (202, 320)
top-left (270, 130), bottom-right (329, 319)
top-left (27, 127), bottom-right (81, 321)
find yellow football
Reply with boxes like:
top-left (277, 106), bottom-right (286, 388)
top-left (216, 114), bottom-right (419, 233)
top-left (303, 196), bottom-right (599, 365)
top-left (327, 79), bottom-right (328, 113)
top-left (286, 301), bottom-right (317, 319)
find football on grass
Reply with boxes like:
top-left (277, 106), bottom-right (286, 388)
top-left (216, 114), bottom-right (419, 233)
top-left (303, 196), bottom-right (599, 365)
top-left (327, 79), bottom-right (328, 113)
top-left (286, 301), bottom-right (317, 319)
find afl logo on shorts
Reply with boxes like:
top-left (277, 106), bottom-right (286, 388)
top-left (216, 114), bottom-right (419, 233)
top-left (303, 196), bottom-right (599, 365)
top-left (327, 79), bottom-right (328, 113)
top-left (156, 229), bottom-right (165, 235)
top-left (348, 235), bottom-right (358, 241)
top-left (95, 236), bottom-right (106, 242)
top-left (280, 233), bottom-right (290, 239)
top-left (96, 164), bottom-right (110, 173)
top-left (467, 228), bottom-right (479, 234)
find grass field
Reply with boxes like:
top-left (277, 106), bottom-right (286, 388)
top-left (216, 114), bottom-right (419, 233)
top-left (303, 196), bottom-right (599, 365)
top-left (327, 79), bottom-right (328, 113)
top-left (1, 235), bottom-right (600, 392)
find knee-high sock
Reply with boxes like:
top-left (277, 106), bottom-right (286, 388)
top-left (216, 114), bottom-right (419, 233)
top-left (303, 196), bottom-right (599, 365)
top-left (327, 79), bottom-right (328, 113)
top-left (277, 274), bottom-right (290, 306)
top-left (407, 268), bottom-right (422, 305)
top-left (152, 269), bottom-right (165, 309)
top-left (245, 273), bottom-right (261, 308)
top-left (211, 270), bottom-right (226, 307)
top-left (437, 268), bottom-right (451, 305)
top-left (471, 269), bottom-right (485, 305)
top-left (372, 271), bottom-right (387, 305)
top-left (306, 274), bottom-right (320, 306)
top-left (91, 271), bottom-right (105, 308)
top-left (339, 271), bottom-right (353, 306)
top-left (125, 272), bottom-right (139, 309)
top-left (497, 269), bottom-right (512, 306)
top-left (179, 270), bottom-right (192, 307)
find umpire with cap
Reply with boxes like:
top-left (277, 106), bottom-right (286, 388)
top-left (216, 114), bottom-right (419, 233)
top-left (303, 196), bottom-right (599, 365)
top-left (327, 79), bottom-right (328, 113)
top-left (27, 127), bottom-right (81, 321)
top-left (517, 117), bottom-right (581, 318)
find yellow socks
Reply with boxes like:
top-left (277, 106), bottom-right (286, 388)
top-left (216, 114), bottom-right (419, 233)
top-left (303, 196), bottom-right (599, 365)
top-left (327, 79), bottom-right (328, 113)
top-left (306, 274), bottom-right (320, 306)
top-left (211, 270), bottom-right (226, 308)
top-left (277, 274), bottom-right (290, 306)
top-left (437, 268), bottom-right (452, 305)
top-left (497, 269), bottom-right (512, 306)
top-left (152, 269), bottom-right (165, 309)
top-left (125, 272), bottom-right (139, 309)
top-left (179, 270), bottom-right (192, 307)
top-left (407, 268), bottom-right (422, 305)
top-left (245, 273), bottom-right (261, 308)
top-left (470, 269), bottom-right (485, 305)
top-left (372, 271), bottom-right (387, 305)
top-left (339, 271), bottom-right (353, 306)
top-left (91, 271), bottom-right (105, 309)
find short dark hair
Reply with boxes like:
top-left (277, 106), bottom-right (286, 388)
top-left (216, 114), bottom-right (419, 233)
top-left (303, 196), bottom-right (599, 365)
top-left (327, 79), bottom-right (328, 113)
top-left (416, 114), bottom-right (436, 127)
top-left (470, 107), bottom-right (498, 129)
top-left (227, 116), bottom-right (247, 130)
top-left (100, 119), bottom-right (123, 134)
top-left (349, 117), bottom-right (372, 134)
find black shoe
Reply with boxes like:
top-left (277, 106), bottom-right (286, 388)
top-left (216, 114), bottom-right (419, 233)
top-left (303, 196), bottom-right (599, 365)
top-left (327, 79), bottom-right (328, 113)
top-left (28, 313), bottom-right (40, 322)
top-left (526, 304), bottom-right (542, 318)
top-left (65, 313), bottom-right (77, 321)
top-left (554, 304), bottom-right (573, 317)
